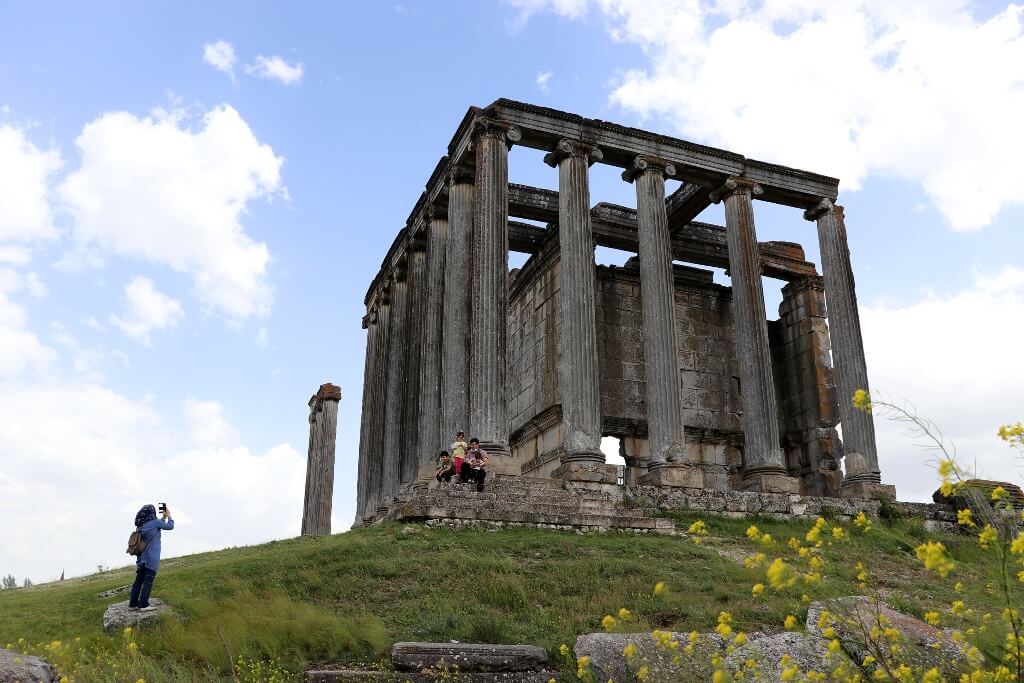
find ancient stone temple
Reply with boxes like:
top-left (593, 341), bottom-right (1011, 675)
top-left (354, 99), bottom-right (894, 526)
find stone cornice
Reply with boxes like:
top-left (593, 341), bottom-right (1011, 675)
top-left (543, 138), bottom-right (603, 168)
top-left (621, 155), bottom-right (676, 183)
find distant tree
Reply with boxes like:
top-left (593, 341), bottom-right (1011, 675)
top-left (1, 574), bottom-right (16, 589)
top-left (23, 578), bottom-right (32, 588)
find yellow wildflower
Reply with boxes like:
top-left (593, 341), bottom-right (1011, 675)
top-left (954, 582), bottom-right (964, 593)
top-left (924, 611), bottom-right (940, 625)
top-left (602, 615), bottom-right (616, 631)
top-left (766, 558), bottom-right (797, 590)
top-left (784, 615), bottom-right (798, 630)
top-left (623, 643), bottom-right (637, 658)
top-left (752, 583), bottom-right (765, 596)
top-left (781, 666), bottom-right (799, 681)
top-left (952, 600), bottom-right (966, 616)
top-left (1012, 531), bottom-right (1024, 555)
top-left (618, 607), bottom-right (631, 620)
top-left (853, 511), bottom-right (873, 531)
top-left (831, 526), bottom-right (846, 540)
top-left (653, 581), bottom-right (667, 596)
top-left (636, 665), bottom-right (649, 681)
top-left (734, 632), bottom-right (748, 646)
top-left (852, 389), bottom-right (871, 411)
top-left (560, 644), bottom-right (570, 657)
top-left (746, 525), bottom-right (760, 540)
top-left (915, 541), bottom-right (955, 577)
top-left (689, 520), bottom-right (708, 536)
top-left (761, 533), bottom-right (773, 546)
top-left (979, 525), bottom-right (998, 549)
top-left (957, 508), bottom-right (976, 528)
top-left (992, 486), bottom-right (1007, 502)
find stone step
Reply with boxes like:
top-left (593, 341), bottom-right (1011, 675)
top-left (391, 642), bottom-right (548, 672)
top-left (307, 671), bottom-right (555, 682)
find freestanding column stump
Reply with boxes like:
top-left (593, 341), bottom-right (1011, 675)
top-left (302, 383), bottom-right (341, 536)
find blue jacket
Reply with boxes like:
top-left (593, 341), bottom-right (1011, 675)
top-left (137, 518), bottom-right (174, 572)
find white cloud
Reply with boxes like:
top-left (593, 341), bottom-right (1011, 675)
top-left (512, 0), bottom-right (1024, 231)
top-left (203, 40), bottom-right (238, 81)
top-left (184, 398), bottom-right (241, 448)
top-left (245, 55), bottom-right (304, 85)
top-left (536, 70), bottom-right (554, 93)
top-left (0, 124), bottom-right (63, 243)
top-left (0, 268), bottom-right (57, 376)
top-left (109, 276), bottom-right (184, 345)
top-left (0, 385), bottom-right (305, 581)
top-left (58, 105), bottom-right (284, 320)
top-left (861, 266), bottom-right (1024, 501)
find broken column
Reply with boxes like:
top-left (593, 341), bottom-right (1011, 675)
top-left (625, 156), bottom-right (702, 488)
top-left (302, 383), bottom-right (341, 536)
top-left (804, 199), bottom-right (894, 499)
top-left (712, 177), bottom-right (799, 494)
top-left (545, 139), bottom-right (611, 482)
top-left (470, 119), bottom-right (519, 458)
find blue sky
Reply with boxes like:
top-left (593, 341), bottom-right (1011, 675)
top-left (2, 1), bottom-right (1023, 582)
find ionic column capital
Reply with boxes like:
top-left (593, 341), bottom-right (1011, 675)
top-left (621, 155), bottom-right (676, 183)
top-left (471, 117), bottom-right (522, 149)
top-left (803, 197), bottom-right (836, 221)
top-left (544, 138), bottom-right (603, 168)
top-left (710, 176), bottom-right (763, 203)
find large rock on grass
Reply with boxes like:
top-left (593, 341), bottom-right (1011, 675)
top-left (0, 648), bottom-right (57, 682)
top-left (807, 596), bottom-right (965, 676)
top-left (723, 632), bottom-right (839, 682)
top-left (102, 598), bottom-right (174, 632)
top-left (391, 642), bottom-right (547, 672)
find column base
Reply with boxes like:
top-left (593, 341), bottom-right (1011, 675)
top-left (480, 441), bottom-right (510, 458)
top-left (554, 461), bottom-right (619, 484)
top-left (640, 465), bottom-right (703, 489)
top-left (375, 505), bottom-right (390, 518)
top-left (841, 481), bottom-right (897, 500)
top-left (741, 472), bottom-right (801, 494)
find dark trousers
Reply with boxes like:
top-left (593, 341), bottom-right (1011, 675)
top-left (436, 465), bottom-right (455, 482)
top-left (129, 564), bottom-right (157, 608)
top-left (463, 468), bottom-right (486, 491)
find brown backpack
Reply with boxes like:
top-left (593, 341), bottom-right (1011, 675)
top-left (126, 528), bottom-right (147, 556)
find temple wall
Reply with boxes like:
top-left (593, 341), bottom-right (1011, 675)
top-left (506, 252), bottom-right (840, 495)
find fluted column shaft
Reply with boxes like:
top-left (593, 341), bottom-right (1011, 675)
top-left (546, 139), bottom-right (604, 463)
top-left (627, 158), bottom-right (688, 467)
top-left (417, 213), bottom-right (448, 468)
top-left (355, 314), bottom-right (378, 521)
top-left (365, 296), bottom-right (391, 515)
top-left (380, 272), bottom-right (409, 508)
top-left (401, 242), bottom-right (428, 484)
top-left (806, 200), bottom-right (880, 483)
top-left (714, 178), bottom-right (786, 476)
top-left (470, 121), bottom-right (518, 457)
top-left (442, 177), bottom-right (473, 446)
top-left (302, 383), bottom-right (340, 536)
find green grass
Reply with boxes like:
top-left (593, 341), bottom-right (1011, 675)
top-left (0, 517), bottom-right (1009, 681)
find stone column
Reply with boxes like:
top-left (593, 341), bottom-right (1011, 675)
top-left (711, 177), bottom-right (798, 494)
top-left (365, 291), bottom-right (391, 520)
top-left (380, 265), bottom-right (409, 512)
top-left (401, 236), bottom-right (428, 485)
top-left (414, 208), bottom-right (448, 485)
top-left (441, 169), bottom-right (473, 449)
top-left (302, 382), bottom-right (341, 536)
top-left (624, 157), bottom-right (702, 488)
top-left (543, 139), bottom-right (609, 482)
top-left (805, 199), bottom-right (894, 499)
top-left (355, 311), bottom-right (378, 523)
top-left (470, 119), bottom-right (520, 458)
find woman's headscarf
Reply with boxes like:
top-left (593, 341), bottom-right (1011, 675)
top-left (135, 504), bottom-right (157, 528)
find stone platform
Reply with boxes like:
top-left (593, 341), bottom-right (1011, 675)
top-left (371, 475), bottom-right (956, 533)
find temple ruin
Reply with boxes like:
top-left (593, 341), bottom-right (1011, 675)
top-left (354, 99), bottom-right (894, 526)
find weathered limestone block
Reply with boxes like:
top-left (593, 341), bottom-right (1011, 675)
top-left (0, 648), bottom-right (57, 682)
top-left (806, 597), bottom-right (965, 676)
top-left (102, 598), bottom-right (175, 632)
top-left (391, 642), bottom-right (547, 672)
top-left (306, 671), bottom-right (554, 682)
top-left (723, 632), bottom-right (837, 681)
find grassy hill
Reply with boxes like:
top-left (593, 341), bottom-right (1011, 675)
top-left (0, 511), bottom-right (997, 681)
